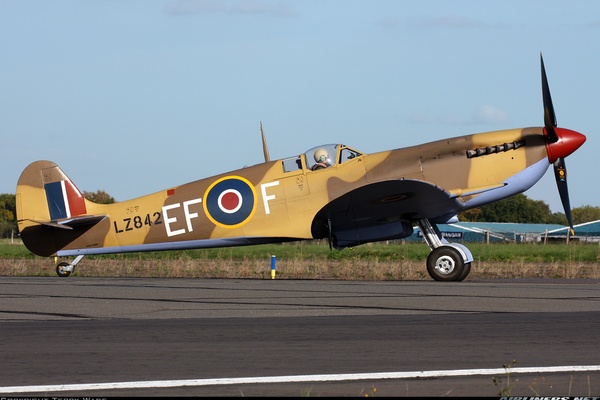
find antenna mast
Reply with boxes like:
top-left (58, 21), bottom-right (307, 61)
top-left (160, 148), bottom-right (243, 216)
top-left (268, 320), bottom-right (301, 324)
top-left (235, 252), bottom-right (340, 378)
top-left (261, 122), bottom-right (270, 162)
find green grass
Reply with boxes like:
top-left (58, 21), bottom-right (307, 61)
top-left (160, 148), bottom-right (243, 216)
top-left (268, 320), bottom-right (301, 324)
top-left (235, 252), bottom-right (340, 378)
top-left (2, 237), bottom-right (599, 263)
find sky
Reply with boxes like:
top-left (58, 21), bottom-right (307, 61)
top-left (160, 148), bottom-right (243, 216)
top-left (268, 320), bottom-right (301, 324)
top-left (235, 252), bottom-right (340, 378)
top-left (1, 0), bottom-right (598, 214)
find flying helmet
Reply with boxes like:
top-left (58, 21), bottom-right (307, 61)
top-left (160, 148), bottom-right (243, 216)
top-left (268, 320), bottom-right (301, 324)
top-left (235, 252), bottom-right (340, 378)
top-left (314, 148), bottom-right (329, 163)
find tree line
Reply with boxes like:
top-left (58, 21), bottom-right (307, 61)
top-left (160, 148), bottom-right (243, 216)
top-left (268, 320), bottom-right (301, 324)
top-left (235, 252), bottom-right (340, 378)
top-left (1, 191), bottom-right (599, 239)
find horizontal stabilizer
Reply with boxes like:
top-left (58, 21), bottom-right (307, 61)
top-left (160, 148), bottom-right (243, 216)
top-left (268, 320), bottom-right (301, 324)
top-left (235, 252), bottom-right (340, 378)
top-left (24, 215), bottom-right (107, 230)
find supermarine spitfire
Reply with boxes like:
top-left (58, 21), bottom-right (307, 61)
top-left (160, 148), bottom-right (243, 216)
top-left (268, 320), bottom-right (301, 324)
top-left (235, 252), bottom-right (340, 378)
top-left (16, 55), bottom-right (586, 281)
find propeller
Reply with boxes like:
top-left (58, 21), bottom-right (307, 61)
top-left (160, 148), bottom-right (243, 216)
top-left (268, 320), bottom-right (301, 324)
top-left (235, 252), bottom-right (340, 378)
top-left (540, 53), bottom-right (584, 235)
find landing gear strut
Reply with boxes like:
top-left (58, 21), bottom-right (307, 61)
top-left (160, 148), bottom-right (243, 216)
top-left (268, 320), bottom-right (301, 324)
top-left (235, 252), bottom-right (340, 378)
top-left (54, 255), bottom-right (85, 277)
top-left (418, 219), bottom-right (473, 282)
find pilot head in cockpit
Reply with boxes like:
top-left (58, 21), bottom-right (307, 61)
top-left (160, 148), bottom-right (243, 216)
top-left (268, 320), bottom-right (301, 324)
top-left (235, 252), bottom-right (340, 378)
top-left (312, 148), bottom-right (332, 170)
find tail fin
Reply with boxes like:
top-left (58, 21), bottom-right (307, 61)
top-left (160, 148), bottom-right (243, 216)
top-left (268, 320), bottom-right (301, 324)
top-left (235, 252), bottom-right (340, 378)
top-left (17, 160), bottom-right (87, 223)
top-left (16, 161), bottom-right (106, 256)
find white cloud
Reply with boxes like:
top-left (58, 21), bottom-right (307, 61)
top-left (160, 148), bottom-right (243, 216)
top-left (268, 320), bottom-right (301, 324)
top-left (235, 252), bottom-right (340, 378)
top-left (411, 14), bottom-right (485, 29)
top-left (164, 0), bottom-right (296, 17)
top-left (473, 104), bottom-right (509, 124)
top-left (407, 105), bottom-right (509, 127)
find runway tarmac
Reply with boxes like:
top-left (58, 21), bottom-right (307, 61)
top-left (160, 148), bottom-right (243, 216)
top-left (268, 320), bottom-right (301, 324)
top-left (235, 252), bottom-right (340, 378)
top-left (1, 277), bottom-right (599, 396)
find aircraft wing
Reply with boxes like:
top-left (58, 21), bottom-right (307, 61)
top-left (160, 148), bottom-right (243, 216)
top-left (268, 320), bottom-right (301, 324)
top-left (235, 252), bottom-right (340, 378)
top-left (312, 179), bottom-right (464, 248)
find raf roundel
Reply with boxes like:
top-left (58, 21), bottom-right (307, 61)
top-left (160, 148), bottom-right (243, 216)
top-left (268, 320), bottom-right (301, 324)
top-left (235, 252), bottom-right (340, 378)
top-left (203, 176), bottom-right (257, 228)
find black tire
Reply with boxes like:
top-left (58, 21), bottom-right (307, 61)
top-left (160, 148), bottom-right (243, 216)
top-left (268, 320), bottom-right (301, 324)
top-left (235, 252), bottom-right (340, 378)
top-left (457, 262), bottom-right (471, 282)
top-left (56, 262), bottom-right (72, 277)
top-left (426, 246), bottom-right (468, 282)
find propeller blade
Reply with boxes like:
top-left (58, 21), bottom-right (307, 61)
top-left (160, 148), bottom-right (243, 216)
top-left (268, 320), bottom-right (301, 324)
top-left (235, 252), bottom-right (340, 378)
top-left (553, 157), bottom-right (575, 235)
top-left (541, 53), bottom-right (558, 142)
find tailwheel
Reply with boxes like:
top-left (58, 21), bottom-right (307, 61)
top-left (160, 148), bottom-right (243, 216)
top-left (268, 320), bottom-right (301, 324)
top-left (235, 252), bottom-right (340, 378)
top-left (56, 262), bottom-right (73, 277)
top-left (54, 255), bottom-right (84, 277)
top-left (426, 246), bottom-right (470, 282)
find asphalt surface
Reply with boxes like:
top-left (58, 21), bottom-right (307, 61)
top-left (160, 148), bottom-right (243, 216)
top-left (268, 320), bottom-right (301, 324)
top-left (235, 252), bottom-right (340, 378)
top-left (1, 277), bottom-right (599, 397)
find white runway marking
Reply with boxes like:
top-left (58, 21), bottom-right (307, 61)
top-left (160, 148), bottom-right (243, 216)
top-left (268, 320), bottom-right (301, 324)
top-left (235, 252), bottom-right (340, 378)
top-left (2, 365), bottom-right (600, 393)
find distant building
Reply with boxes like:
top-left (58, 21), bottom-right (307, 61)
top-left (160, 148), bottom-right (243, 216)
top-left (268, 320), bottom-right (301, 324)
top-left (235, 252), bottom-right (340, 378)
top-left (546, 220), bottom-right (600, 243)
top-left (409, 221), bottom-right (600, 244)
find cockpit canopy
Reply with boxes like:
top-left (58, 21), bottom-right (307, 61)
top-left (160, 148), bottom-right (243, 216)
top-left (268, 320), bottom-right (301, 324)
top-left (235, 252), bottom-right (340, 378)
top-left (280, 144), bottom-right (362, 173)
top-left (305, 144), bottom-right (337, 170)
top-left (304, 144), bottom-right (361, 171)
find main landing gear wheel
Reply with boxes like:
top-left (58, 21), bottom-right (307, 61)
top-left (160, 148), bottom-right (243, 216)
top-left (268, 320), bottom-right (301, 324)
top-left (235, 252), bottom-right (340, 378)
top-left (426, 246), bottom-right (471, 282)
top-left (56, 262), bottom-right (72, 277)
